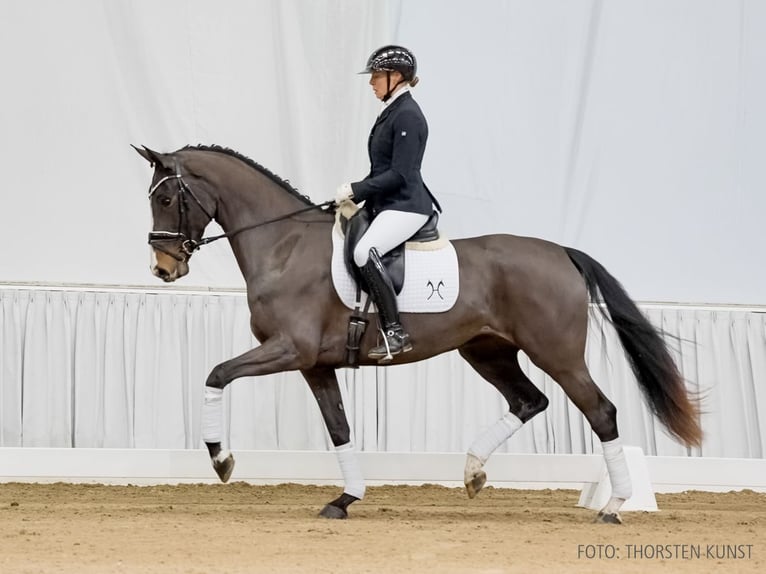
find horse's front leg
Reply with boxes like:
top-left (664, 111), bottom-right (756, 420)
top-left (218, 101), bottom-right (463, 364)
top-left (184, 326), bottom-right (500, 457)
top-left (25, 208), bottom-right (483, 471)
top-left (201, 334), bottom-right (303, 482)
top-left (302, 366), bottom-right (364, 520)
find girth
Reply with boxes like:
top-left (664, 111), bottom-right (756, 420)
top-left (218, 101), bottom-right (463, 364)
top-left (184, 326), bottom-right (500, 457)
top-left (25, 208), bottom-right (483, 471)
top-left (342, 209), bottom-right (440, 294)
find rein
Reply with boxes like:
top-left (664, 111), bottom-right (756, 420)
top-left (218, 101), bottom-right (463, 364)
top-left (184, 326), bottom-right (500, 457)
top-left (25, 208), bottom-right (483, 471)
top-left (193, 200), bottom-right (335, 250)
top-left (148, 170), bottom-right (334, 257)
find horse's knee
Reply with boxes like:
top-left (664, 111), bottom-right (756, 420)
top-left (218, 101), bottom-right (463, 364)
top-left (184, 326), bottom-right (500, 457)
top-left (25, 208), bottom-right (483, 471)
top-left (206, 364), bottom-right (228, 389)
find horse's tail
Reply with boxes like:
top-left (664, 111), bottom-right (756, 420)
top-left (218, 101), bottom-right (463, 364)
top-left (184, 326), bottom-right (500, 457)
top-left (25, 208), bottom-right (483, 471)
top-left (564, 247), bottom-right (702, 447)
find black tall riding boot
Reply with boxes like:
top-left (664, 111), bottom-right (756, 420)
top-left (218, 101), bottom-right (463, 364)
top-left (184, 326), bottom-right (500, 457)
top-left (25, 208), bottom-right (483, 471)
top-left (359, 248), bottom-right (413, 363)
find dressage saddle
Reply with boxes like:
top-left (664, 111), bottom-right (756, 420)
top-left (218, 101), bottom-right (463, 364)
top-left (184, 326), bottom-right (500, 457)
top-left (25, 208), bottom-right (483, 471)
top-left (342, 208), bottom-right (440, 294)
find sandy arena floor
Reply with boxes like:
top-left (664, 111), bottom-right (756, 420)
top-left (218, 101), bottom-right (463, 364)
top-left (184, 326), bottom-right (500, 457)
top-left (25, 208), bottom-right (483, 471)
top-left (0, 483), bottom-right (764, 573)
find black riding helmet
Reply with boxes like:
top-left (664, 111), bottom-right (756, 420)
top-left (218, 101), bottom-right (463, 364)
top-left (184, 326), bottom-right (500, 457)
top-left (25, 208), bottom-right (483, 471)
top-left (359, 45), bottom-right (419, 101)
top-left (360, 45), bottom-right (417, 81)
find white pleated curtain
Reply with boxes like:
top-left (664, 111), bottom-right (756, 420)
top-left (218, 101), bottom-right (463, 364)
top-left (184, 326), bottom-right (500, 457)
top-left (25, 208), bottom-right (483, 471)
top-left (1, 288), bottom-right (764, 458)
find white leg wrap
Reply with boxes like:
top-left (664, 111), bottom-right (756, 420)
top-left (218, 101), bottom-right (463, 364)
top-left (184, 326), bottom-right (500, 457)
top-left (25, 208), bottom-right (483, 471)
top-left (202, 387), bottom-right (224, 443)
top-left (602, 438), bottom-right (633, 500)
top-left (467, 412), bottom-right (524, 464)
top-left (335, 442), bottom-right (366, 500)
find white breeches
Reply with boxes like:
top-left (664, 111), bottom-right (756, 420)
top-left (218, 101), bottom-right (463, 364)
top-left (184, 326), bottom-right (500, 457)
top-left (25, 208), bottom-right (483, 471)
top-left (353, 210), bottom-right (430, 267)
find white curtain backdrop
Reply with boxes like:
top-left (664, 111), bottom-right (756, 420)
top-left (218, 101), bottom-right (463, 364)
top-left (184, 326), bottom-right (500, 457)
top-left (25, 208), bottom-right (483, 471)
top-left (1, 0), bottom-right (764, 304)
top-left (2, 286), bottom-right (764, 458)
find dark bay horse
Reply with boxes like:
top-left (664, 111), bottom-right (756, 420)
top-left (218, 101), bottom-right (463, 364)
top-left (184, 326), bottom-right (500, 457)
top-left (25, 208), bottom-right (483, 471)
top-left (134, 144), bottom-right (701, 524)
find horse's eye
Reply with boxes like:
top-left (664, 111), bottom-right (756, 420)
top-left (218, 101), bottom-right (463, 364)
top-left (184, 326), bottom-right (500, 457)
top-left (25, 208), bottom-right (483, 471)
top-left (159, 196), bottom-right (172, 207)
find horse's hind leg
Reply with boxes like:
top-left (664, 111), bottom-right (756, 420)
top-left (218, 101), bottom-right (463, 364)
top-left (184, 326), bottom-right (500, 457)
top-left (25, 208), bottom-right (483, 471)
top-left (458, 337), bottom-right (550, 498)
top-left (546, 362), bottom-right (631, 524)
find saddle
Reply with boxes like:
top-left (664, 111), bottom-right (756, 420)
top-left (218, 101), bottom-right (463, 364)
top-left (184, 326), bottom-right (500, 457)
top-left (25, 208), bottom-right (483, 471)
top-left (341, 208), bottom-right (440, 294)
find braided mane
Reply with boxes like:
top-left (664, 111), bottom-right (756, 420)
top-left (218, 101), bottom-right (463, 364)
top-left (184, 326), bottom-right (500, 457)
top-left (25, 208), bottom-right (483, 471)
top-left (180, 144), bottom-right (314, 206)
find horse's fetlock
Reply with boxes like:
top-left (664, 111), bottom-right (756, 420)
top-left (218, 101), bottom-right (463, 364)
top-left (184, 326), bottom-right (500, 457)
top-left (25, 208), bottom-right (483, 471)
top-left (329, 429), bottom-right (351, 446)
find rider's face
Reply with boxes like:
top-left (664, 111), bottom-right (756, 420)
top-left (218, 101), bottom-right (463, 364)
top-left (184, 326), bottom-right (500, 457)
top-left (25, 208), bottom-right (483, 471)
top-left (370, 70), bottom-right (403, 100)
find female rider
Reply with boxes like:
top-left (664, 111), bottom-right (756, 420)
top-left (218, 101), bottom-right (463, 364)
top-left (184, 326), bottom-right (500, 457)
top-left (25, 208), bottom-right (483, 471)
top-left (335, 45), bottom-right (440, 363)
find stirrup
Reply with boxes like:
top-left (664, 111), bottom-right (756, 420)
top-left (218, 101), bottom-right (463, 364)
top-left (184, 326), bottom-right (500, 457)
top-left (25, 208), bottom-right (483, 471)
top-left (368, 327), bottom-right (413, 364)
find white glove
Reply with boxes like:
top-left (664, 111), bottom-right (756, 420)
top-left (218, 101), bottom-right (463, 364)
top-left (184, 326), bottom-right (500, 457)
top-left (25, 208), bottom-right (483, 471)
top-left (334, 182), bottom-right (354, 205)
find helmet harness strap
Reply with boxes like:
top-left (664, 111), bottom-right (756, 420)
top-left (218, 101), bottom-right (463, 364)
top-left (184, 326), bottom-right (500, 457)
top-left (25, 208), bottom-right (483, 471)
top-left (382, 71), bottom-right (407, 103)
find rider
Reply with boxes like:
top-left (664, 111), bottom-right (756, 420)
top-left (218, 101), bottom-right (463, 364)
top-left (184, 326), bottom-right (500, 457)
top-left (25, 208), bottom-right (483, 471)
top-left (335, 45), bottom-right (440, 362)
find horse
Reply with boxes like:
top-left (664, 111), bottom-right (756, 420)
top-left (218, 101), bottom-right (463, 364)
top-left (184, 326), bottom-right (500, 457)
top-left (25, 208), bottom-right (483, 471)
top-left (134, 143), bottom-right (701, 524)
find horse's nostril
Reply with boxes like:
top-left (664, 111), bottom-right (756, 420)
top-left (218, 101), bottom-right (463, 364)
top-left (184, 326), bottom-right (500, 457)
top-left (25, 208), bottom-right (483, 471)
top-left (155, 267), bottom-right (170, 279)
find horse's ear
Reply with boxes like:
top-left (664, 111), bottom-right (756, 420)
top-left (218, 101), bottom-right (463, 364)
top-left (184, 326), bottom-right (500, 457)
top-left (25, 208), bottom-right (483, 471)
top-left (132, 144), bottom-right (174, 170)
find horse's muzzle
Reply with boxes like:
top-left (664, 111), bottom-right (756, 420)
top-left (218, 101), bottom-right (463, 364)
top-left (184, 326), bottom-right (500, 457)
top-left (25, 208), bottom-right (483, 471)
top-left (151, 248), bottom-right (189, 282)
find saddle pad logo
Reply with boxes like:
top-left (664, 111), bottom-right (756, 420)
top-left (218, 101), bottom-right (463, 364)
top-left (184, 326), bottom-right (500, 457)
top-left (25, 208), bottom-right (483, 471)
top-left (330, 226), bottom-right (459, 313)
top-left (427, 280), bottom-right (445, 300)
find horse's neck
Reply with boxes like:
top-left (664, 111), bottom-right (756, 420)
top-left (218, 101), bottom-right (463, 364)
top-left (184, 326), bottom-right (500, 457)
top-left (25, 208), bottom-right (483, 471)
top-left (213, 174), bottom-right (329, 283)
top-left (214, 171), bottom-right (303, 233)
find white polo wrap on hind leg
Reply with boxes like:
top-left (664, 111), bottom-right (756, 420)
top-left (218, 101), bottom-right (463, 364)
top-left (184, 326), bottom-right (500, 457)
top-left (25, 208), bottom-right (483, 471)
top-left (202, 387), bottom-right (224, 443)
top-left (468, 412), bottom-right (524, 464)
top-left (335, 442), bottom-right (366, 500)
top-left (602, 437), bottom-right (633, 500)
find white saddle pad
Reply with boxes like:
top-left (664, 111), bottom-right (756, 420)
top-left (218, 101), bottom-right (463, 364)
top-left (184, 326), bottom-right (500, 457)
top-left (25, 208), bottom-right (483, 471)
top-left (331, 222), bottom-right (459, 313)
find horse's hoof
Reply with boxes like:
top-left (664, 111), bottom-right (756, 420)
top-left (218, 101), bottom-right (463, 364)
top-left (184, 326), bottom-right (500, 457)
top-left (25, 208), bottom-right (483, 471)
top-left (595, 511), bottom-right (623, 525)
top-left (465, 470), bottom-right (487, 499)
top-left (212, 452), bottom-right (235, 483)
top-left (319, 504), bottom-right (348, 519)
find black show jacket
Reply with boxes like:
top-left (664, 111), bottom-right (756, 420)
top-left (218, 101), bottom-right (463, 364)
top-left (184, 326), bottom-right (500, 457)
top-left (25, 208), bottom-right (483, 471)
top-left (350, 91), bottom-right (436, 216)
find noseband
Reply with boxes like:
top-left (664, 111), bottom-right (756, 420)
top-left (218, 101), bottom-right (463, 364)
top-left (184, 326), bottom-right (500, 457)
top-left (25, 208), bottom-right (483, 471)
top-left (148, 165), bottom-right (334, 260)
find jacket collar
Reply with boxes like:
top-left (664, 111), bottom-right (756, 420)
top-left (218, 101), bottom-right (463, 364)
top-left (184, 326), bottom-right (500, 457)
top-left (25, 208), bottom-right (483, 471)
top-left (375, 90), bottom-right (412, 125)
top-left (381, 85), bottom-right (411, 112)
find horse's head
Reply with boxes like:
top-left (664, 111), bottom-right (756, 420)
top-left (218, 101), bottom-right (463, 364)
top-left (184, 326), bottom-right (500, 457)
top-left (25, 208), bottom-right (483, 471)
top-left (133, 145), bottom-right (216, 282)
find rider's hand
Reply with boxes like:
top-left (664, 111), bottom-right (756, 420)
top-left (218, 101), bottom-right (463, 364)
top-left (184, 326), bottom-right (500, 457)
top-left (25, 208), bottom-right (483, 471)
top-left (334, 183), bottom-right (354, 205)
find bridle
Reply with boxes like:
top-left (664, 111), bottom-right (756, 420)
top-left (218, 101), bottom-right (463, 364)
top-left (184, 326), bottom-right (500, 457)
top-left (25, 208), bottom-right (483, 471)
top-left (147, 165), bottom-right (334, 261)
top-left (147, 171), bottom-right (215, 260)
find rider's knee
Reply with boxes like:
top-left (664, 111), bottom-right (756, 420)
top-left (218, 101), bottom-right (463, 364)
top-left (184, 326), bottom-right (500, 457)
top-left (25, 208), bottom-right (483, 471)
top-left (353, 244), bottom-right (370, 268)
